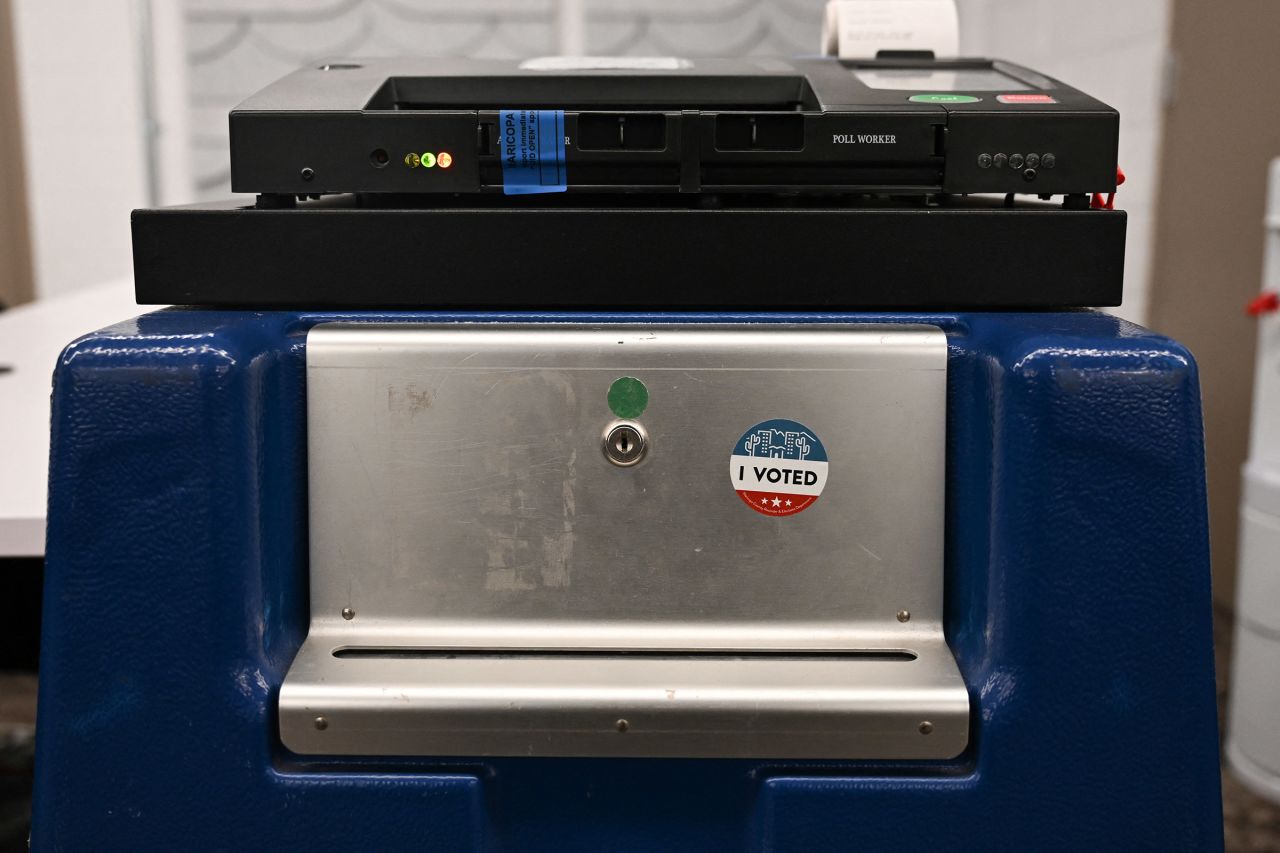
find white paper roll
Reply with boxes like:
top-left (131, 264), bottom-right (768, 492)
top-left (820, 0), bottom-right (960, 59)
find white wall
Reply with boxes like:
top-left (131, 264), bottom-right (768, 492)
top-left (10, 0), bottom-right (190, 300)
top-left (11, 0), bottom-right (146, 299)
top-left (957, 0), bottom-right (1171, 324)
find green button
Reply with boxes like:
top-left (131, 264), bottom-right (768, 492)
top-left (908, 93), bottom-right (982, 104)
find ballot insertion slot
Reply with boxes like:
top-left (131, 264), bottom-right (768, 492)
top-left (331, 648), bottom-right (919, 661)
top-left (281, 324), bottom-right (969, 760)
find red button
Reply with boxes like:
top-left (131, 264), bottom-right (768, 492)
top-left (997, 93), bottom-right (1057, 104)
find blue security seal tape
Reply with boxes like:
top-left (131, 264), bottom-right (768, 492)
top-left (499, 109), bottom-right (567, 195)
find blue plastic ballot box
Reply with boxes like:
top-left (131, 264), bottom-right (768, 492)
top-left (32, 310), bottom-right (1223, 852)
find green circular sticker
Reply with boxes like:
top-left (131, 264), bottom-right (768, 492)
top-left (607, 376), bottom-right (648, 419)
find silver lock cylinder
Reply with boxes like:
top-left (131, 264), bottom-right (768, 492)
top-left (603, 421), bottom-right (648, 466)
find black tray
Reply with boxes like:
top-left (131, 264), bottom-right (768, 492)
top-left (132, 194), bottom-right (1125, 309)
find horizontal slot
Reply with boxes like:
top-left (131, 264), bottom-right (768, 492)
top-left (701, 164), bottom-right (942, 187)
top-left (479, 164), bottom-right (682, 187)
top-left (333, 647), bottom-right (918, 662)
top-left (365, 75), bottom-right (819, 111)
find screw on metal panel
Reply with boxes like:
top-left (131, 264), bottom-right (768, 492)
top-left (897, 609), bottom-right (911, 622)
top-left (341, 607), bottom-right (355, 620)
top-left (919, 721), bottom-right (933, 735)
top-left (314, 716), bottom-right (329, 731)
top-left (616, 719), bottom-right (630, 733)
top-left (300, 167), bottom-right (315, 181)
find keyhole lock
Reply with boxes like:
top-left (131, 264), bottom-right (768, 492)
top-left (603, 421), bottom-right (649, 467)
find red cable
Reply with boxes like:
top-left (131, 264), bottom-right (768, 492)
top-left (1247, 292), bottom-right (1280, 316)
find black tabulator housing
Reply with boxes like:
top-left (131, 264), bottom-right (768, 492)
top-left (132, 195), bottom-right (1126, 309)
top-left (229, 56), bottom-right (1119, 199)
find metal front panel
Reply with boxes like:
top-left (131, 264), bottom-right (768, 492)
top-left (306, 324), bottom-right (946, 649)
top-left (281, 644), bottom-right (968, 759)
top-left (283, 323), bottom-right (967, 758)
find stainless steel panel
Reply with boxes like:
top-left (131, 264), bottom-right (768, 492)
top-left (280, 641), bottom-right (968, 759)
top-left (282, 323), bottom-right (968, 758)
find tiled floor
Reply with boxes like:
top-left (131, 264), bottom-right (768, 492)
top-left (1224, 769), bottom-right (1280, 853)
top-left (1, 609), bottom-right (1276, 849)
top-left (1216, 608), bottom-right (1280, 852)
top-left (0, 673), bottom-right (34, 853)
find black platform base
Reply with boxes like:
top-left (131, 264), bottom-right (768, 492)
top-left (131, 195), bottom-right (1125, 309)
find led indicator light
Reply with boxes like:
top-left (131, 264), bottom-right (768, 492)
top-left (404, 153), bottom-right (420, 168)
top-left (437, 151), bottom-right (453, 168)
top-left (421, 152), bottom-right (436, 168)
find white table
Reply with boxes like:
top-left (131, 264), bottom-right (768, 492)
top-left (0, 280), bottom-right (155, 557)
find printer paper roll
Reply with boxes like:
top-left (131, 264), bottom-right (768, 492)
top-left (820, 0), bottom-right (959, 59)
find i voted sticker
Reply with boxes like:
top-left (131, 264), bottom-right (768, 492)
top-left (729, 418), bottom-right (828, 517)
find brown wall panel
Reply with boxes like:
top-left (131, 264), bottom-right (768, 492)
top-left (1148, 0), bottom-right (1280, 605)
top-left (0, 0), bottom-right (33, 308)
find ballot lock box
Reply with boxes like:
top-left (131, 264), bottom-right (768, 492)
top-left (284, 323), bottom-right (964, 760)
top-left (31, 311), bottom-right (1224, 852)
